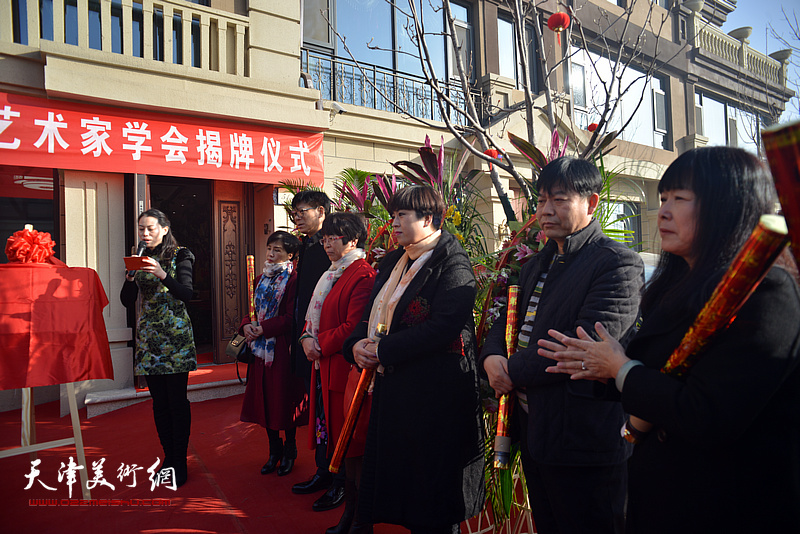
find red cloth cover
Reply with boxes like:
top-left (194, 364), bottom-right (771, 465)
top-left (0, 263), bottom-right (114, 390)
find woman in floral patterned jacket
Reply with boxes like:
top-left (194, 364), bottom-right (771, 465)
top-left (344, 186), bottom-right (485, 534)
top-left (121, 208), bottom-right (196, 488)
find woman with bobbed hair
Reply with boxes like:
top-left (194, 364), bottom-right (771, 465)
top-left (540, 147), bottom-right (800, 533)
top-left (344, 185), bottom-right (485, 534)
top-left (300, 212), bottom-right (376, 534)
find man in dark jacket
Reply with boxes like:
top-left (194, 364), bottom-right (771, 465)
top-left (480, 157), bottom-right (644, 534)
top-left (287, 190), bottom-right (345, 512)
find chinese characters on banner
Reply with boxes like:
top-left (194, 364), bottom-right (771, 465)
top-left (0, 92), bottom-right (324, 185)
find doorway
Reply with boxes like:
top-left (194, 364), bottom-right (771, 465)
top-left (148, 177), bottom-right (214, 361)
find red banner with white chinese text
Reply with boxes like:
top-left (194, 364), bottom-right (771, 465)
top-left (0, 92), bottom-right (323, 185)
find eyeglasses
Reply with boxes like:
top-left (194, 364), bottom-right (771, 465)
top-left (321, 236), bottom-right (344, 246)
top-left (289, 207), bottom-right (313, 221)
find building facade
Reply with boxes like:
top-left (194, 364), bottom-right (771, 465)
top-left (0, 0), bottom-right (793, 411)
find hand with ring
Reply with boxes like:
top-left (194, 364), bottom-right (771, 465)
top-left (537, 322), bottom-right (630, 381)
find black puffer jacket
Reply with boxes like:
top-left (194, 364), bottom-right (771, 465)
top-left (481, 219), bottom-right (644, 465)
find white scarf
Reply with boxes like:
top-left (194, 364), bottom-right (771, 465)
top-left (305, 248), bottom-right (366, 341)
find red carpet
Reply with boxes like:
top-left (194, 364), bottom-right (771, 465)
top-left (0, 395), bottom-right (410, 534)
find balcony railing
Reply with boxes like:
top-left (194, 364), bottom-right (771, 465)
top-left (693, 16), bottom-right (785, 86)
top-left (302, 48), bottom-right (483, 128)
top-left (2, 0), bottom-right (249, 76)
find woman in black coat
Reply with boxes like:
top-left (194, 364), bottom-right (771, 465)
top-left (344, 185), bottom-right (485, 534)
top-left (539, 147), bottom-right (800, 533)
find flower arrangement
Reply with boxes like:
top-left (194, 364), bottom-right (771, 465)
top-left (391, 135), bottom-right (489, 261)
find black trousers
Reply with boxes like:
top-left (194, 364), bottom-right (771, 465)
top-left (518, 407), bottom-right (626, 534)
top-left (145, 372), bottom-right (191, 469)
top-left (311, 371), bottom-right (346, 484)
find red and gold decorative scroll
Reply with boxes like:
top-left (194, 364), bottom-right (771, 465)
top-left (246, 255), bottom-right (256, 322)
top-left (625, 215), bottom-right (788, 442)
top-left (494, 285), bottom-right (519, 469)
top-left (329, 323), bottom-right (387, 474)
top-left (329, 367), bottom-right (374, 474)
top-left (762, 120), bottom-right (800, 267)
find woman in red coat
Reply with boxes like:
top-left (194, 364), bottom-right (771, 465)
top-left (240, 231), bottom-right (308, 477)
top-left (301, 212), bottom-right (376, 534)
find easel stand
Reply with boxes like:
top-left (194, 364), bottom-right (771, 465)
top-left (0, 262), bottom-right (114, 501)
top-left (0, 384), bottom-right (91, 499)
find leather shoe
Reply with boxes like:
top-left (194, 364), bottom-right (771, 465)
top-left (292, 473), bottom-right (333, 495)
top-left (261, 454), bottom-right (280, 475)
top-left (313, 484), bottom-right (345, 512)
top-left (276, 457), bottom-right (294, 476)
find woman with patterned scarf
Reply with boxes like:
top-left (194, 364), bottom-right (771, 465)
top-left (240, 231), bottom-right (308, 477)
top-left (300, 212), bottom-right (375, 534)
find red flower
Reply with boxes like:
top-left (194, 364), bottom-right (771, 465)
top-left (401, 296), bottom-right (431, 326)
top-left (588, 123), bottom-right (598, 132)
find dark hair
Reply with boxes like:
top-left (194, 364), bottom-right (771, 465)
top-left (320, 212), bottom-right (368, 248)
top-left (642, 147), bottom-right (776, 315)
top-left (387, 185), bottom-right (447, 230)
top-left (291, 190), bottom-right (331, 215)
top-left (138, 208), bottom-right (179, 259)
top-left (267, 230), bottom-right (301, 260)
top-left (536, 157), bottom-right (602, 198)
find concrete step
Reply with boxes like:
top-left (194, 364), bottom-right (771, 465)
top-left (84, 379), bottom-right (246, 418)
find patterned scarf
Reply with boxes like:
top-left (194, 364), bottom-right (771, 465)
top-left (305, 248), bottom-right (366, 341)
top-left (250, 260), bottom-right (292, 364)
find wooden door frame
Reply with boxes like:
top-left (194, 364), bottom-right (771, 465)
top-left (211, 181), bottom-right (255, 363)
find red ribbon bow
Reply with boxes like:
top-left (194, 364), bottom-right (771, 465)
top-left (5, 228), bottom-right (56, 263)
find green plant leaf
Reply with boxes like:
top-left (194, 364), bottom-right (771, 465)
top-left (509, 132), bottom-right (548, 169)
top-left (391, 161), bottom-right (430, 185)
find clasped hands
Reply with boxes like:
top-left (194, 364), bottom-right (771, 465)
top-left (352, 338), bottom-right (380, 370)
top-left (243, 323), bottom-right (263, 342)
top-left (483, 322), bottom-right (630, 390)
top-left (302, 336), bottom-right (323, 362)
top-left (537, 322), bottom-right (630, 381)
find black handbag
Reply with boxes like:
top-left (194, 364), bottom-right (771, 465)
top-left (225, 333), bottom-right (254, 364)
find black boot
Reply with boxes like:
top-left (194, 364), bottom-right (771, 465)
top-left (171, 398), bottom-right (191, 488)
top-left (262, 431), bottom-right (283, 475)
top-left (152, 403), bottom-right (174, 471)
top-left (325, 480), bottom-right (356, 534)
top-left (277, 440), bottom-right (297, 477)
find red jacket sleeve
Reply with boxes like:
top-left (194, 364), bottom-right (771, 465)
top-left (318, 267), bottom-right (375, 358)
